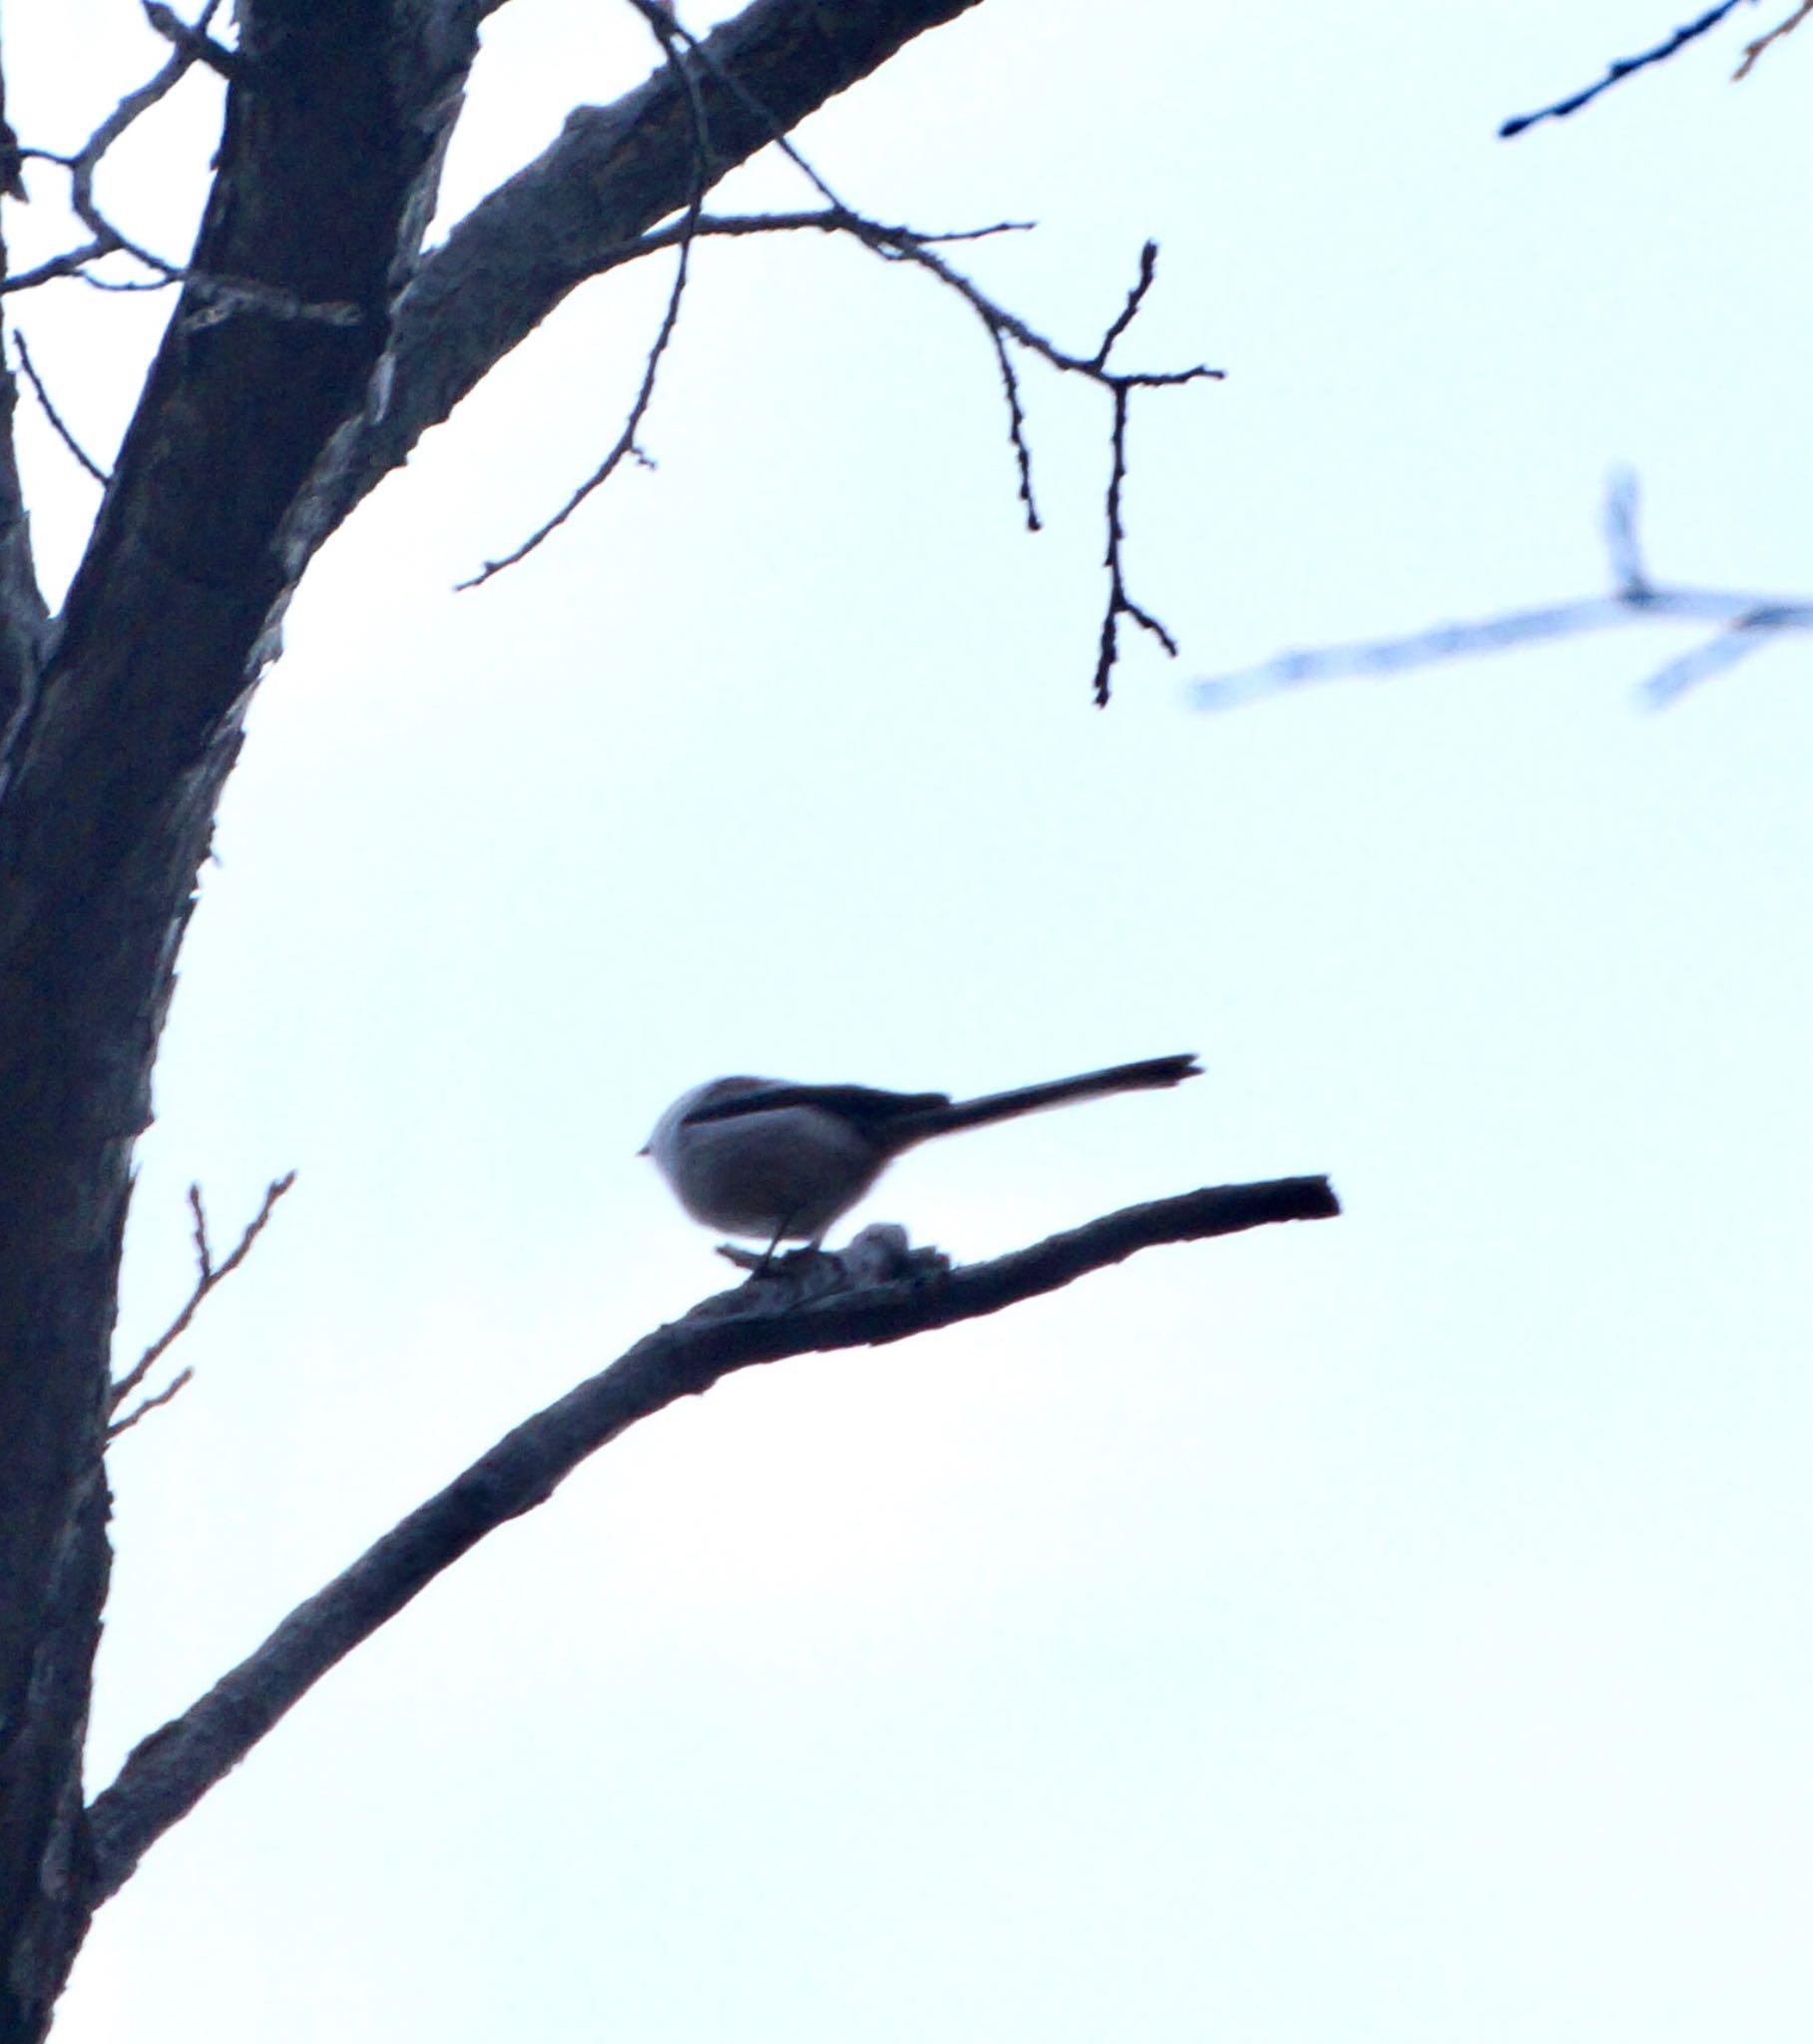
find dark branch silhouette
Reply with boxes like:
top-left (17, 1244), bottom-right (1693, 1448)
top-left (3, 1), bottom-right (375, 323)
top-left (447, 0), bottom-right (1217, 697)
top-left (5, 0), bottom-right (226, 295)
top-left (86, 1173), bottom-right (1339, 1903)
top-left (9, 329), bottom-right (108, 484)
top-left (458, 0), bottom-right (712, 587)
top-left (1191, 474), bottom-right (1812, 715)
top-left (1500, 1), bottom-right (1751, 137)
top-left (484, 203), bottom-right (1219, 697)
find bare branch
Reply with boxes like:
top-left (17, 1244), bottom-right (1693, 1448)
top-left (142, 0), bottom-right (246, 82)
top-left (434, 4), bottom-right (1215, 693)
top-left (9, 331), bottom-right (109, 485)
top-left (1734, 0), bottom-right (1813, 76)
top-left (475, 202), bottom-right (1219, 697)
top-left (1601, 467), bottom-right (1647, 597)
top-left (458, 0), bottom-right (713, 589)
top-left (106, 1368), bottom-right (196, 1441)
top-left (0, 237), bottom-right (120, 299)
top-left (11, 1), bottom-right (231, 296)
top-left (187, 1182), bottom-right (214, 1283)
top-left (989, 323), bottom-right (1040, 531)
top-left (1640, 604), bottom-right (1806, 706)
top-left (1092, 368), bottom-right (1179, 707)
top-left (1088, 237), bottom-right (1161, 372)
top-left (1500, 1), bottom-right (1752, 137)
top-left (1192, 477), bottom-right (1812, 714)
top-left (0, 41), bottom-right (52, 769)
top-left (316, 0), bottom-right (996, 553)
top-left (106, 1173), bottom-right (295, 1437)
top-left (841, 226), bottom-right (1214, 702)
top-left (0, 0), bottom-right (353, 322)
top-left (86, 1173), bottom-right (1339, 1901)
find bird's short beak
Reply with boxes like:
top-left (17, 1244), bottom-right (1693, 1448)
top-left (636, 1143), bottom-right (651, 1158)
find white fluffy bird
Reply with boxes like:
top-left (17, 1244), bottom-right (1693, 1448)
top-left (642, 1053), bottom-right (1201, 1254)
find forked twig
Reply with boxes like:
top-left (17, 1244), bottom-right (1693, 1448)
top-left (4, 0), bottom-right (360, 324)
top-left (108, 1172), bottom-right (297, 1440)
top-left (459, 10), bottom-right (1219, 700)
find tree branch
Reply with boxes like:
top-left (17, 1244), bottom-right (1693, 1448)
top-left (455, 0), bottom-right (714, 587)
top-left (10, 329), bottom-right (110, 485)
top-left (1733, 0), bottom-right (1813, 77)
top-left (455, 202), bottom-right (1218, 695)
top-left (85, 1173), bottom-right (1338, 1903)
top-left (1500, 0), bottom-right (1752, 137)
top-left (0, 77), bottom-right (50, 777)
top-left (107, 1173), bottom-right (295, 1438)
top-left (2, 0), bottom-right (228, 297)
top-left (1190, 474), bottom-right (1812, 714)
top-left (315, 0), bottom-right (989, 542)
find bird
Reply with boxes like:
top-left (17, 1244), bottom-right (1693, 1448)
top-left (642, 1053), bottom-right (1201, 1257)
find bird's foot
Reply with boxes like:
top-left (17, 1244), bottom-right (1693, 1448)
top-left (711, 1225), bottom-right (950, 1299)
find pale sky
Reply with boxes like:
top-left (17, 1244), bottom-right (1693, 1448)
top-left (17, 1), bottom-right (1810, 2039)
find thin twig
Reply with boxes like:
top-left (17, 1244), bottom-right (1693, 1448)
top-left (0, 0), bottom-right (343, 319)
top-left (107, 1369), bottom-right (196, 1441)
top-left (990, 324), bottom-right (1040, 531)
top-left (1089, 238), bottom-right (1160, 371)
top-left (107, 1172), bottom-right (296, 1439)
top-left (1500, 0), bottom-right (1753, 136)
top-left (1190, 474), bottom-right (1812, 714)
top-left (629, 0), bottom-right (849, 214)
top-left (10, 328), bottom-right (109, 483)
top-left (1640, 603), bottom-right (1805, 706)
top-left (1733, 0), bottom-right (1813, 75)
top-left (454, 6), bottom-right (1217, 699)
top-left (1602, 467), bottom-right (1647, 596)
top-left (86, 1171), bottom-right (1340, 1902)
top-left (476, 202), bottom-right (1219, 698)
top-left (457, 0), bottom-right (711, 588)
top-left (64, 1), bottom-right (227, 286)
top-left (187, 1182), bottom-right (214, 1282)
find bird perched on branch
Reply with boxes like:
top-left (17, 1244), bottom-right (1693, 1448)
top-left (643, 1054), bottom-right (1201, 1257)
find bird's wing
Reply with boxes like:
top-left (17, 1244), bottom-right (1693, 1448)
top-left (680, 1083), bottom-right (952, 1130)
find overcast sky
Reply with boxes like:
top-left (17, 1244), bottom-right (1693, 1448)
top-left (17, 1), bottom-right (1810, 2039)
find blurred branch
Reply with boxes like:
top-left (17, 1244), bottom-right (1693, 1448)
top-left (1733, 0), bottom-right (1813, 76)
top-left (107, 1173), bottom-right (296, 1440)
top-left (86, 1172), bottom-right (1339, 1900)
top-left (1191, 473), bottom-right (1812, 715)
top-left (1500, 0), bottom-right (1752, 137)
top-left (3, 0), bottom-right (227, 295)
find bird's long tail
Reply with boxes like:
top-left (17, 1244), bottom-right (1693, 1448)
top-left (892, 1053), bottom-right (1201, 1146)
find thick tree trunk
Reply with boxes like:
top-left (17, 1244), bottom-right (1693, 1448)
top-left (0, 6), bottom-right (478, 2032)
